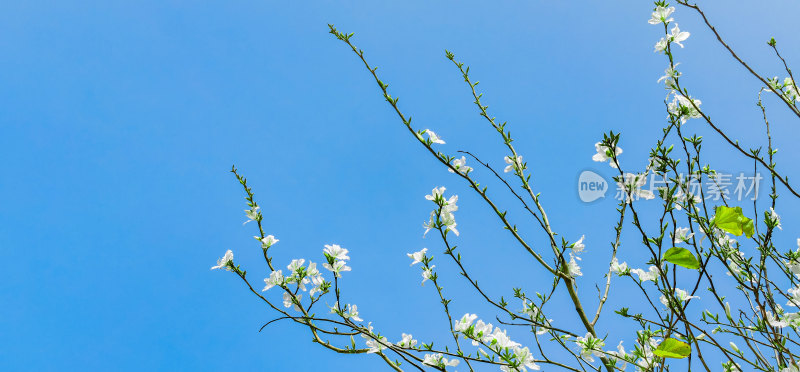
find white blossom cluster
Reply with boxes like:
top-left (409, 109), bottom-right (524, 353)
top-left (453, 313), bottom-right (541, 371)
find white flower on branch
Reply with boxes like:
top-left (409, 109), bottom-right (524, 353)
top-left (575, 332), bottom-right (605, 363)
top-left (673, 227), bottom-right (694, 244)
top-left (610, 257), bottom-right (629, 275)
top-left (769, 207), bottom-right (782, 230)
top-left (617, 173), bottom-right (655, 202)
top-left (308, 274), bottom-right (325, 296)
top-left (262, 270), bottom-right (285, 291)
top-left (658, 63), bottom-right (681, 89)
top-left (423, 353), bottom-right (459, 369)
top-left (323, 259), bottom-right (351, 277)
top-left (567, 253), bottom-right (583, 277)
top-left (672, 188), bottom-right (701, 210)
top-left (210, 250), bottom-right (234, 271)
top-left (359, 323), bottom-right (391, 354)
top-left (396, 333), bottom-right (417, 348)
top-left (407, 248), bottom-right (427, 266)
top-left (423, 129), bottom-right (445, 144)
top-left (648, 6), bottom-right (675, 25)
top-left (287, 259), bottom-right (305, 276)
top-left (654, 37), bottom-right (669, 53)
top-left (488, 327), bottom-right (521, 351)
top-left (448, 156), bottom-right (473, 175)
top-left (592, 142), bottom-right (622, 168)
top-left (572, 235), bottom-right (586, 255)
top-left (255, 234), bottom-right (279, 248)
top-left (660, 288), bottom-right (699, 308)
top-left (423, 187), bottom-right (460, 237)
top-left (454, 313), bottom-right (478, 333)
top-left (282, 292), bottom-right (302, 311)
top-left (323, 244), bottom-right (350, 261)
top-left (506, 346), bottom-right (541, 371)
top-left (787, 287), bottom-right (800, 307)
top-left (425, 186), bottom-right (447, 202)
top-left (243, 206), bottom-right (260, 225)
top-left (503, 155), bottom-right (523, 173)
top-left (631, 265), bottom-right (660, 282)
top-left (667, 92), bottom-right (702, 123)
top-left (421, 265), bottom-right (435, 285)
top-left (668, 23), bottom-right (690, 48)
top-left (331, 302), bottom-right (363, 322)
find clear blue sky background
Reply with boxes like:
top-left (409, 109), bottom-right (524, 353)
top-left (3, 1), bottom-right (800, 371)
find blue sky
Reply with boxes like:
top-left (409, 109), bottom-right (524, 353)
top-left (2, 1), bottom-right (800, 370)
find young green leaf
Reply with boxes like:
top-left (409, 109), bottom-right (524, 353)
top-left (714, 206), bottom-right (754, 238)
top-left (663, 247), bottom-right (700, 269)
top-left (653, 338), bottom-right (691, 359)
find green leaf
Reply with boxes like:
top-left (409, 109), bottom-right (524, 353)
top-left (663, 247), bottom-right (700, 269)
top-left (714, 206), bottom-right (754, 238)
top-left (653, 338), bottom-right (691, 359)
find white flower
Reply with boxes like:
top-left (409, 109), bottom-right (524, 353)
top-left (425, 186), bottom-right (447, 202)
top-left (364, 335), bottom-right (389, 353)
top-left (423, 188), bottom-right (460, 237)
top-left (306, 261), bottom-right (320, 276)
top-left (449, 156), bottom-right (473, 175)
top-left (509, 346), bottom-right (541, 371)
top-left (342, 304), bottom-right (363, 322)
top-left (521, 300), bottom-right (539, 318)
top-left (323, 259), bottom-right (351, 277)
top-left (575, 332), bottom-right (605, 363)
top-left (787, 287), bottom-right (800, 307)
top-left (610, 257), bottom-right (629, 275)
top-left (618, 173), bottom-right (655, 202)
top-left (668, 92), bottom-right (702, 123)
top-left (673, 227), bottom-right (694, 244)
top-left (421, 265), bottom-right (435, 285)
top-left (407, 248), bottom-right (428, 266)
top-left (262, 270), bottom-right (285, 291)
top-left (568, 253), bottom-right (583, 277)
top-left (308, 274), bottom-right (325, 296)
top-left (572, 235), bottom-right (586, 255)
top-left (423, 129), bottom-right (445, 144)
top-left (673, 188), bottom-right (701, 210)
top-left (631, 265), bottom-right (660, 282)
top-left (472, 320), bottom-right (493, 345)
top-left (244, 206), bottom-right (260, 225)
top-left (255, 235), bottom-right (279, 248)
top-left (287, 259), bottom-right (305, 276)
top-left (397, 333), bottom-right (417, 348)
top-left (282, 292), bottom-right (302, 311)
top-left (592, 142), bottom-right (622, 168)
top-left (487, 328), bottom-right (521, 351)
top-left (323, 244), bottom-right (350, 261)
top-left (210, 250), bottom-right (234, 271)
top-left (770, 208), bottom-right (782, 230)
top-left (654, 37), bottom-right (669, 53)
top-left (648, 6), bottom-right (675, 25)
top-left (660, 288), bottom-right (699, 307)
top-left (504, 155), bottom-right (523, 173)
top-left (609, 341), bottom-right (628, 371)
top-left (658, 63), bottom-right (681, 89)
top-left (669, 23), bottom-right (690, 48)
top-left (454, 313), bottom-right (478, 332)
top-left (423, 353), bottom-right (459, 368)
top-left (359, 322), bottom-right (389, 353)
